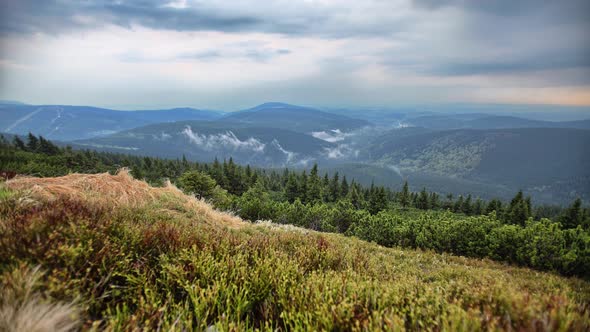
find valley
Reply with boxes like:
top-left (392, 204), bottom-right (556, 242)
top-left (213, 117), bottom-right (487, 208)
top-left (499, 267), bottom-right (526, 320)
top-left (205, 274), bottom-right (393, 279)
top-left (2, 101), bottom-right (589, 204)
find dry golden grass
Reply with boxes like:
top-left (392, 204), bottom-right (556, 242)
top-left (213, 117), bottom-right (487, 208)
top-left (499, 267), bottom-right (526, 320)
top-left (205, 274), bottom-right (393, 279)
top-left (0, 265), bottom-right (79, 332)
top-left (5, 169), bottom-right (245, 229)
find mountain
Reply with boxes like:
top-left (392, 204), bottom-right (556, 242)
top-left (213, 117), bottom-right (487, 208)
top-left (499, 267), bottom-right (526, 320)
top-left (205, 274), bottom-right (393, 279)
top-left (223, 102), bottom-right (369, 133)
top-left (370, 127), bottom-right (590, 203)
top-left (75, 121), bottom-right (337, 167)
top-left (0, 104), bottom-right (224, 141)
top-left (405, 114), bottom-right (590, 130)
top-left (0, 100), bottom-right (27, 105)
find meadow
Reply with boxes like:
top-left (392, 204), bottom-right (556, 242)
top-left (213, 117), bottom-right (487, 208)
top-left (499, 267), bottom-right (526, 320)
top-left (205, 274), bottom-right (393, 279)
top-left (1, 171), bottom-right (589, 331)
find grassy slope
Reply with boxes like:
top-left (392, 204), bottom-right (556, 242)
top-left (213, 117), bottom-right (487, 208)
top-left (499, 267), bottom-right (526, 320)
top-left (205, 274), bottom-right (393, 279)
top-left (1, 172), bottom-right (589, 331)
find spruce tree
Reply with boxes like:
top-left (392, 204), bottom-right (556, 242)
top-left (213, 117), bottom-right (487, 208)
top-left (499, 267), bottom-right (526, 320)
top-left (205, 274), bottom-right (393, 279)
top-left (13, 136), bottom-right (26, 150)
top-left (454, 195), bottom-right (464, 213)
top-left (462, 194), bottom-right (473, 215)
top-left (341, 176), bottom-right (349, 198)
top-left (473, 198), bottom-right (484, 215)
top-left (399, 181), bottom-right (410, 208)
top-left (284, 173), bottom-right (299, 203)
top-left (560, 198), bottom-right (583, 229)
top-left (348, 183), bottom-right (363, 210)
top-left (429, 192), bottom-right (440, 209)
top-left (330, 172), bottom-right (340, 202)
top-left (26, 133), bottom-right (39, 151)
top-left (369, 187), bottom-right (387, 214)
top-left (306, 164), bottom-right (322, 204)
top-left (417, 188), bottom-right (429, 210)
top-left (506, 191), bottom-right (530, 225)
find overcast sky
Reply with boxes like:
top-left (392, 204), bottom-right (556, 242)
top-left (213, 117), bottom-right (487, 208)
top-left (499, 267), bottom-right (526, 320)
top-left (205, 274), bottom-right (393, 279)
top-left (0, 0), bottom-right (589, 110)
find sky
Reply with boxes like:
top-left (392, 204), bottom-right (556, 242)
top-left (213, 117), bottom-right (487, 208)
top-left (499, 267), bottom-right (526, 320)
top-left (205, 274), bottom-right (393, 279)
top-left (0, 0), bottom-right (589, 110)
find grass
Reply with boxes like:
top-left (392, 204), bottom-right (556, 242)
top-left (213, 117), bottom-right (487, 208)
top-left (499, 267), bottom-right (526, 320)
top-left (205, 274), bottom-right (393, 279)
top-left (0, 186), bottom-right (12, 200)
top-left (1, 172), bottom-right (589, 331)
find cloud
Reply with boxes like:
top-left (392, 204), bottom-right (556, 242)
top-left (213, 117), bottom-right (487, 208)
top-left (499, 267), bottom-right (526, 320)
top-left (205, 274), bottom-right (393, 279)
top-left (0, 0), bottom-right (263, 35)
top-left (412, 0), bottom-right (590, 20)
top-left (152, 132), bottom-right (171, 140)
top-left (323, 144), bottom-right (359, 160)
top-left (1, 0), bottom-right (589, 107)
top-left (426, 50), bottom-right (590, 78)
top-left (270, 139), bottom-right (297, 163)
top-left (311, 129), bottom-right (353, 143)
top-left (176, 47), bottom-right (291, 62)
top-left (0, 0), bottom-right (404, 37)
top-left (182, 126), bottom-right (265, 152)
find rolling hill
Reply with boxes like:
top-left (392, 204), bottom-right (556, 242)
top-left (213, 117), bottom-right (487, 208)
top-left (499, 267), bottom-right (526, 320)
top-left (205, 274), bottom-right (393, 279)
top-left (223, 102), bottom-right (370, 133)
top-left (0, 103), bottom-right (224, 141)
top-left (75, 121), bottom-right (337, 167)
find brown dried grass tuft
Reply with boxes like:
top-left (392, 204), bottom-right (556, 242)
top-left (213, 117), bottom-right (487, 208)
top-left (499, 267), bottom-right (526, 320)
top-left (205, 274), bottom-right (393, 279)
top-left (5, 169), bottom-right (245, 229)
top-left (0, 265), bottom-right (79, 332)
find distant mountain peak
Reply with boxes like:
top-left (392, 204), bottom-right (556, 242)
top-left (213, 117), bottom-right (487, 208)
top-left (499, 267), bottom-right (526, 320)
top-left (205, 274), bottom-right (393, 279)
top-left (0, 100), bottom-right (27, 106)
top-left (255, 102), bottom-right (302, 109)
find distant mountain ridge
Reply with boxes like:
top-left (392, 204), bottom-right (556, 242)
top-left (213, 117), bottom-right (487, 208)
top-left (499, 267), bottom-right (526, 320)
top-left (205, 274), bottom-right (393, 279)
top-left (0, 104), bottom-right (224, 140)
top-left (369, 127), bottom-right (590, 203)
top-left (223, 102), bottom-right (370, 133)
top-left (2, 100), bottom-right (589, 204)
top-left (405, 114), bottom-right (590, 130)
top-left (74, 120), bottom-right (336, 167)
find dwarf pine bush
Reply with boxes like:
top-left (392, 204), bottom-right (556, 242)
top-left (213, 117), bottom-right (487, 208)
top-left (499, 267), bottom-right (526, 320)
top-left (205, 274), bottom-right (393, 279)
top-left (1, 173), bottom-right (589, 330)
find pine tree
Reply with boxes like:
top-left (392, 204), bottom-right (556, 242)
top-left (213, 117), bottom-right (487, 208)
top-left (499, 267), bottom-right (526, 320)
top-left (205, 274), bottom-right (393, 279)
top-left (177, 170), bottom-right (217, 199)
top-left (299, 171), bottom-right (308, 202)
top-left (322, 173), bottom-right (331, 202)
top-left (462, 194), bottom-right (473, 215)
top-left (507, 191), bottom-right (530, 226)
top-left (348, 183), bottom-right (363, 210)
top-left (13, 136), bottom-right (26, 150)
top-left (131, 165), bottom-right (144, 180)
top-left (306, 164), bottom-right (322, 204)
top-left (210, 158), bottom-right (224, 186)
top-left (329, 172), bottom-right (340, 202)
top-left (38, 136), bottom-right (59, 155)
top-left (369, 187), bottom-right (387, 214)
top-left (454, 195), bottom-right (464, 213)
top-left (416, 188), bottom-right (429, 210)
top-left (399, 181), bottom-right (410, 208)
top-left (284, 173), bottom-right (299, 203)
top-left (560, 198), bottom-right (583, 229)
top-left (429, 192), bottom-right (440, 209)
top-left (26, 133), bottom-right (39, 151)
top-left (486, 199), bottom-right (503, 215)
top-left (341, 176), bottom-right (349, 198)
top-left (473, 198), bottom-right (484, 215)
top-left (443, 193), bottom-right (454, 210)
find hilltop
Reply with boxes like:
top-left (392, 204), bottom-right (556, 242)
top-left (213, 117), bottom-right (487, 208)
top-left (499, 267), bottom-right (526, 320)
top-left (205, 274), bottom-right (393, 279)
top-left (1, 171), bottom-right (589, 330)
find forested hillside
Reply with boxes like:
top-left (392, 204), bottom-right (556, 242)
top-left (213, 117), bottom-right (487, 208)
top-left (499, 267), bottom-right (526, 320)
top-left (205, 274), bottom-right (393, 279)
top-left (370, 127), bottom-right (590, 203)
top-left (2, 134), bottom-right (589, 279)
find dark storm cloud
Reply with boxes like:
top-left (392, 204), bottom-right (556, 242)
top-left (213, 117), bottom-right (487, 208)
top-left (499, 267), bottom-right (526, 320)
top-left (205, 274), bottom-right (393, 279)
top-left (1, 0), bottom-right (589, 106)
top-left (413, 0), bottom-right (590, 19)
top-left (430, 48), bottom-right (590, 76)
top-left (0, 0), bottom-right (407, 37)
top-left (406, 0), bottom-right (590, 80)
top-left (0, 0), bottom-right (267, 35)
